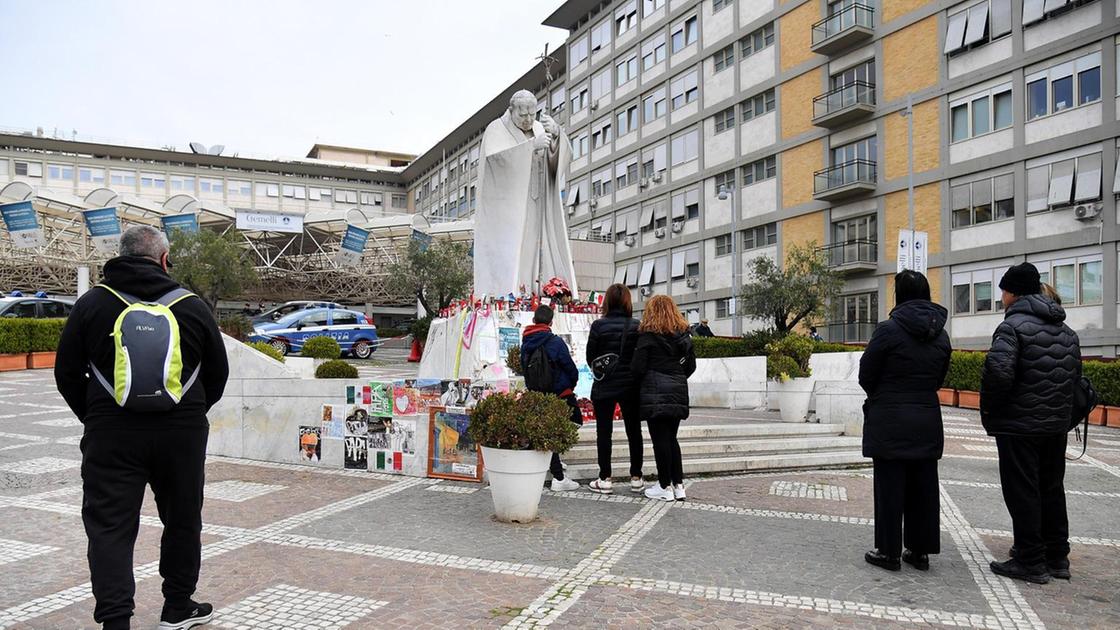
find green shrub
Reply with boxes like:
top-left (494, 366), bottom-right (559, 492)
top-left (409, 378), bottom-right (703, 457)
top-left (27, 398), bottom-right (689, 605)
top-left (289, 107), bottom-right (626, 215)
top-left (247, 341), bottom-right (285, 363)
top-left (29, 319), bottom-right (66, 353)
top-left (506, 345), bottom-right (523, 375)
top-left (943, 351), bottom-right (985, 392)
top-left (1083, 360), bottom-right (1120, 407)
top-left (811, 341), bottom-right (862, 353)
top-left (410, 315), bottom-right (433, 342)
top-left (692, 336), bottom-right (749, 358)
top-left (766, 354), bottom-right (807, 380)
top-left (467, 391), bottom-right (580, 453)
top-left (764, 334), bottom-right (814, 382)
top-left (0, 319), bottom-right (32, 354)
top-left (742, 329), bottom-right (786, 356)
top-left (376, 326), bottom-right (405, 338)
top-left (300, 336), bottom-right (342, 359)
top-left (218, 314), bottom-right (253, 341)
top-left (315, 359), bottom-right (358, 379)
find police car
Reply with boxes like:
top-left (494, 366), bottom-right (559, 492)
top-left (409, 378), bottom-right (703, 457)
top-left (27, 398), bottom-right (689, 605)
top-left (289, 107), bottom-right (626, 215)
top-left (249, 307), bottom-right (379, 359)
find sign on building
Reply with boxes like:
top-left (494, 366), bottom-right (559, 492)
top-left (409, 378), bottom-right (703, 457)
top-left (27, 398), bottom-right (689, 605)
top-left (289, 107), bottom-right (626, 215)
top-left (235, 209), bottom-right (304, 233)
top-left (161, 213), bottom-right (199, 234)
top-left (82, 207), bottom-right (121, 253)
top-left (336, 224), bottom-right (370, 267)
top-left (0, 200), bottom-right (45, 249)
top-left (896, 229), bottom-right (928, 275)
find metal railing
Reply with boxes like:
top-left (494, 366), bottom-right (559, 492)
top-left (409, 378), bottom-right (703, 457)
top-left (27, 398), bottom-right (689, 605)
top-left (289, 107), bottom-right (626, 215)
top-left (813, 81), bottom-right (876, 119)
top-left (826, 320), bottom-right (877, 344)
top-left (812, 3), bottom-right (875, 47)
top-left (814, 159), bottom-right (877, 195)
top-left (819, 239), bottom-right (877, 268)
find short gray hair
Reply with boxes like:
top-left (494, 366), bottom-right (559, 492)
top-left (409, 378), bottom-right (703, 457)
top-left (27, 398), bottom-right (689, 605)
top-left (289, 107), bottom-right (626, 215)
top-left (509, 89), bottom-right (536, 110)
top-left (119, 225), bottom-right (169, 261)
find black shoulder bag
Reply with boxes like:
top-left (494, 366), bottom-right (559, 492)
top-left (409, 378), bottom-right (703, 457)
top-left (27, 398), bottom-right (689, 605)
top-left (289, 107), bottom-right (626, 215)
top-left (1068, 375), bottom-right (1098, 461)
top-left (591, 321), bottom-right (630, 382)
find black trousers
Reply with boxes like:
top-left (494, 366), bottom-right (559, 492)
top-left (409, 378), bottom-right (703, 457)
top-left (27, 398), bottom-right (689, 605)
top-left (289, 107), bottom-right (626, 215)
top-left (81, 425), bottom-right (209, 625)
top-left (592, 394), bottom-right (643, 480)
top-left (872, 458), bottom-right (941, 558)
top-left (647, 417), bottom-right (683, 488)
top-left (550, 396), bottom-right (584, 481)
top-left (994, 433), bottom-right (1069, 566)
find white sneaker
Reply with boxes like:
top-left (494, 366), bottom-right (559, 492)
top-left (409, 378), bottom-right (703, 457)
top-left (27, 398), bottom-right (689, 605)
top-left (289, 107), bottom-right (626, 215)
top-left (588, 478), bottom-right (613, 494)
top-left (673, 484), bottom-right (686, 501)
top-left (630, 478), bottom-right (645, 493)
top-left (551, 477), bottom-right (580, 492)
top-left (644, 484), bottom-right (675, 502)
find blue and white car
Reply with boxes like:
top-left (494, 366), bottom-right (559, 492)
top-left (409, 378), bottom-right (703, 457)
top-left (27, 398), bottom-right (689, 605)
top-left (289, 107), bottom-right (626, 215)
top-left (249, 307), bottom-right (379, 359)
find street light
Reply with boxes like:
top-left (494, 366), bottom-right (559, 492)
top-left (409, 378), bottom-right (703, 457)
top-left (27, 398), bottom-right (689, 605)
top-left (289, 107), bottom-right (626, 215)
top-left (717, 183), bottom-right (741, 337)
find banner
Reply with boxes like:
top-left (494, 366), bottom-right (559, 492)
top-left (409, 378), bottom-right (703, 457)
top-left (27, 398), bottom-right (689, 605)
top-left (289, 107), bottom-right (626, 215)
top-left (161, 213), bottom-right (199, 234)
top-left (0, 200), bottom-right (44, 249)
top-left (411, 229), bottom-right (432, 252)
top-left (235, 209), bottom-right (303, 233)
top-left (896, 229), bottom-right (928, 275)
top-left (336, 224), bottom-right (370, 267)
top-left (82, 206), bottom-right (121, 253)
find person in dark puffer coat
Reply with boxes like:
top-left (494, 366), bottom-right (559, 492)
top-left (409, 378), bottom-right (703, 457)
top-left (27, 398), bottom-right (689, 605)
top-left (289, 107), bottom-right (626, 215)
top-left (981, 262), bottom-right (1081, 585)
top-left (630, 295), bottom-right (696, 502)
top-left (859, 270), bottom-right (952, 572)
top-left (585, 283), bottom-right (644, 494)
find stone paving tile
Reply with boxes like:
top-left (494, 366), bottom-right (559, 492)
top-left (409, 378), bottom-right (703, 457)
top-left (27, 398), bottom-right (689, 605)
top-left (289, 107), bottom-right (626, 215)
top-left (611, 507), bottom-right (993, 615)
top-left (947, 483), bottom-right (1120, 541)
top-left (939, 455), bottom-right (1118, 488)
top-left (687, 472), bottom-right (873, 519)
top-left (289, 485), bottom-right (640, 569)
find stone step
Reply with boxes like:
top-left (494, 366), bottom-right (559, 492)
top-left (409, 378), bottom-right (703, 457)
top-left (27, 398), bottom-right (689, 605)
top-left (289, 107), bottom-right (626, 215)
top-left (563, 450), bottom-right (869, 481)
top-left (576, 422), bottom-right (847, 443)
top-left (564, 436), bottom-right (863, 462)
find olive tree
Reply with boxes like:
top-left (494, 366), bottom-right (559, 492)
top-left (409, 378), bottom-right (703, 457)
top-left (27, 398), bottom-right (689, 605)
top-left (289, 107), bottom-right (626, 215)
top-left (739, 241), bottom-right (843, 334)
top-left (384, 238), bottom-right (472, 315)
top-left (168, 229), bottom-right (259, 312)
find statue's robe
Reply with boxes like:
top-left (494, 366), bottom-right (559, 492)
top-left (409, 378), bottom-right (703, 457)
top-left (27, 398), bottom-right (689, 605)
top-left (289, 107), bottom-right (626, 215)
top-left (474, 111), bottom-right (577, 297)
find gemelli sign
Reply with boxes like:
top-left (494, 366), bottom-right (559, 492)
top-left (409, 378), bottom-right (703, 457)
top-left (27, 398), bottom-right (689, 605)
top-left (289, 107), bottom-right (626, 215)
top-left (235, 209), bottom-right (304, 233)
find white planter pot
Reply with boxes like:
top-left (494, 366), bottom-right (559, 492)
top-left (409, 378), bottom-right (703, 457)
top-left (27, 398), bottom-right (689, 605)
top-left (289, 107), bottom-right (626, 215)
top-left (777, 378), bottom-right (815, 423)
top-left (480, 446), bottom-right (552, 523)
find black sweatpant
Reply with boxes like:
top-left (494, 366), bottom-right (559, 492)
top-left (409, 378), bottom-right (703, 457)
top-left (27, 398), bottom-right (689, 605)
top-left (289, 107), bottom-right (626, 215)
top-left (872, 458), bottom-right (941, 558)
top-left (647, 417), bottom-right (683, 488)
top-left (81, 425), bottom-right (209, 626)
top-left (550, 396), bottom-right (584, 481)
top-left (994, 433), bottom-right (1069, 566)
top-left (592, 395), bottom-right (643, 480)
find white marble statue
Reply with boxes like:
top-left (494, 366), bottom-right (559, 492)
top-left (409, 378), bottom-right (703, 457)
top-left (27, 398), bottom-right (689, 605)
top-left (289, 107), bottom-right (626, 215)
top-left (474, 89), bottom-right (577, 298)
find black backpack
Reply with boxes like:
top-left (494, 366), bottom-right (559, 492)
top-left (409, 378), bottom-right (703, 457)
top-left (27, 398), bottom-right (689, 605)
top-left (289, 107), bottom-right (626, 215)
top-left (523, 339), bottom-right (554, 393)
top-left (1068, 375), bottom-right (1098, 460)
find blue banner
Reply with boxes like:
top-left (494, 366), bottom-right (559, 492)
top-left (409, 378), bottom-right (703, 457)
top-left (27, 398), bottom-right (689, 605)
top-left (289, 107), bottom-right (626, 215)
top-left (0, 200), bottom-right (44, 249)
top-left (83, 206), bottom-right (122, 253)
top-left (161, 213), bottom-right (199, 234)
top-left (411, 229), bottom-right (432, 252)
top-left (341, 224), bottom-right (370, 254)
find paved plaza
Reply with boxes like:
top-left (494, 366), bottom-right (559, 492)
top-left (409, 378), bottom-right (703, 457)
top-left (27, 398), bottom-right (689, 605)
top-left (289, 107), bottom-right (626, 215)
top-left (0, 367), bottom-right (1118, 629)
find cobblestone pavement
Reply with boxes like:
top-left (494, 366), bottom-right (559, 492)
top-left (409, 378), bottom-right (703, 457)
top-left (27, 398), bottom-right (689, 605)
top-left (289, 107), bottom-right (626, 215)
top-left (1, 369), bottom-right (1118, 629)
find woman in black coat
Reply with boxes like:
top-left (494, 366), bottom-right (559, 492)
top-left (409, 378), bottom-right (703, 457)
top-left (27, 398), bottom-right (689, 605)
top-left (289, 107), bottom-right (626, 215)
top-left (585, 284), bottom-right (643, 494)
top-left (630, 294), bottom-right (696, 502)
top-left (859, 270), bottom-right (952, 571)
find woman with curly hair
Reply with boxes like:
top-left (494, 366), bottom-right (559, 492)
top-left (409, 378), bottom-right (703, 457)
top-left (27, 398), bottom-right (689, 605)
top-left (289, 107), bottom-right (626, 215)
top-left (630, 294), bottom-right (697, 501)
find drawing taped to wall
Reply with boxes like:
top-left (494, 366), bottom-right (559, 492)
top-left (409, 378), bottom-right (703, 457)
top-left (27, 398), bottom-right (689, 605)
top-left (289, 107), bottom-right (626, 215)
top-left (299, 426), bottom-right (321, 462)
top-left (344, 435), bottom-right (368, 469)
top-left (370, 381), bottom-right (393, 416)
top-left (368, 416), bottom-right (392, 450)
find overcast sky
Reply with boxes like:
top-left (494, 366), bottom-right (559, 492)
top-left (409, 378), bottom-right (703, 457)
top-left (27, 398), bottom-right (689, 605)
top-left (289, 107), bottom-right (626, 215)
top-left (0, 0), bottom-right (567, 159)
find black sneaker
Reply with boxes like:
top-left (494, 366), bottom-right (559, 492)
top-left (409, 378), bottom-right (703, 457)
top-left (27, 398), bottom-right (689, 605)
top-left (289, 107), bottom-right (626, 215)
top-left (159, 601), bottom-right (213, 630)
top-left (864, 549), bottom-right (901, 571)
top-left (1009, 546), bottom-right (1070, 579)
top-left (902, 549), bottom-right (930, 571)
top-left (990, 558), bottom-right (1051, 584)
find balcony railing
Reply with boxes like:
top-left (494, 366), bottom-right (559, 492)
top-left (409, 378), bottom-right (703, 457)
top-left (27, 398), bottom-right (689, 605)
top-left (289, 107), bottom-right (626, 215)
top-left (825, 320), bottom-right (877, 344)
top-left (813, 159), bottom-right (877, 200)
top-left (819, 239), bottom-right (878, 270)
top-left (812, 81), bottom-right (876, 127)
top-left (811, 3), bottom-right (875, 55)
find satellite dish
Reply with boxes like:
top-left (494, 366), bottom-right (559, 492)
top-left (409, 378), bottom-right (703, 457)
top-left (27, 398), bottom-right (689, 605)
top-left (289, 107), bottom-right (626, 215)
top-left (189, 142), bottom-right (206, 154)
top-left (208, 145), bottom-right (225, 156)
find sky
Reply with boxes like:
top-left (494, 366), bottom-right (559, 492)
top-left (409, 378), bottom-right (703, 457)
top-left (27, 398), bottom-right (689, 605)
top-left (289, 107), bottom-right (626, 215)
top-left (0, 0), bottom-right (568, 159)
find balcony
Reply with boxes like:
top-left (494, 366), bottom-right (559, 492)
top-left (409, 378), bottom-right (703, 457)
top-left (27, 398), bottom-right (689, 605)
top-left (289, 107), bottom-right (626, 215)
top-left (812, 82), bottom-right (876, 128)
top-left (813, 159), bottom-right (877, 202)
top-left (825, 320), bottom-right (876, 344)
top-left (811, 3), bottom-right (874, 56)
top-left (819, 239), bottom-right (878, 273)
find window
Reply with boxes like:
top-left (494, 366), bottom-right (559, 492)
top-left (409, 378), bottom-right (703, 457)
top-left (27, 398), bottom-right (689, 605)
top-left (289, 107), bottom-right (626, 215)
top-left (336, 189), bottom-right (358, 203)
top-left (592, 167), bottom-right (614, 197)
top-left (360, 191), bottom-right (381, 205)
top-left (832, 214), bottom-right (877, 246)
top-left (572, 131), bottom-right (589, 159)
top-left (670, 128), bottom-right (699, 165)
top-left (15, 162), bottom-right (42, 178)
top-left (713, 106), bottom-right (736, 133)
top-left (616, 1), bottom-right (637, 36)
top-left (570, 35), bottom-right (589, 66)
top-left (713, 44), bottom-right (735, 73)
top-left (643, 0), bottom-right (665, 15)
top-left (200, 178), bottom-right (224, 194)
top-left (713, 0), bottom-right (733, 12)
top-left (592, 117), bottom-right (613, 149)
top-left (714, 170), bottom-right (736, 192)
top-left (951, 174), bottom-right (1013, 228)
top-left (1029, 257), bottom-right (1102, 305)
top-left (831, 59), bottom-right (875, 91)
top-left (672, 248), bottom-right (701, 278)
top-left (740, 89), bottom-right (776, 122)
top-left (953, 283), bottom-right (972, 314)
top-left (1024, 0), bottom-right (1093, 26)
top-left (949, 84), bottom-right (1012, 142)
top-left (616, 156), bottom-right (639, 190)
top-left (570, 85), bottom-right (589, 113)
top-left (830, 136), bottom-right (877, 166)
top-left (715, 234), bottom-right (733, 256)
top-left (40, 301), bottom-right (71, 318)
top-left (671, 15), bottom-right (698, 53)
top-left (1025, 51), bottom-right (1102, 120)
top-left (716, 298), bottom-right (733, 319)
top-left (616, 104), bottom-right (638, 136)
top-left (642, 87), bottom-right (667, 122)
top-left (672, 188), bottom-right (700, 220)
top-left (669, 69), bottom-right (699, 109)
top-left (1027, 152), bottom-right (1102, 212)
top-left (47, 164), bottom-right (74, 180)
top-left (616, 52), bottom-right (638, 86)
top-left (170, 175), bottom-right (194, 191)
top-left (139, 173), bottom-right (165, 189)
top-left (229, 180), bottom-right (251, 197)
top-left (743, 223), bottom-right (777, 250)
top-left (740, 23), bottom-right (775, 58)
top-left (591, 18), bottom-right (612, 52)
top-left (944, 0), bottom-right (1012, 55)
top-left (741, 156), bottom-right (777, 185)
top-left (641, 143), bottom-right (667, 177)
top-left (591, 68), bottom-right (612, 101)
top-left (78, 167), bottom-right (104, 184)
top-left (642, 34), bottom-right (666, 70)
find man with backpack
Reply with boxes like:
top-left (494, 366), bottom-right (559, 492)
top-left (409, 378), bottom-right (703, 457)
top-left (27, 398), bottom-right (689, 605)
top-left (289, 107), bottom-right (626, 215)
top-left (55, 225), bottom-right (229, 630)
top-left (520, 305), bottom-right (582, 491)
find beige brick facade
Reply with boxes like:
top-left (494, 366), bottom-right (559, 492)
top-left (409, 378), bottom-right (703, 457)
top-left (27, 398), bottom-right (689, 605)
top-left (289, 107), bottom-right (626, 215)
top-left (885, 266), bottom-right (944, 310)
top-left (782, 210), bottom-right (825, 259)
top-left (780, 71), bottom-right (818, 140)
top-left (781, 140), bottom-right (821, 209)
top-left (884, 184), bottom-right (942, 261)
top-left (884, 97), bottom-right (940, 180)
top-left (882, 16), bottom-right (939, 102)
top-left (779, 1), bottom-right (818, 71)
top-left (881, 0), bottom-right (934, 23)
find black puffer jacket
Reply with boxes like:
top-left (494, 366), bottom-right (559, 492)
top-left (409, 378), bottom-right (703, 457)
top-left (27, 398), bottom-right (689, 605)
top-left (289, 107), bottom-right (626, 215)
top-left (859, 300), bottom-right (952, 460)
top-left (631, 330), bottom-right (696, 421)
top-left (585, 311), bottom-right (639, 400)
top-left (980, 293), bottom-right (1081, 436)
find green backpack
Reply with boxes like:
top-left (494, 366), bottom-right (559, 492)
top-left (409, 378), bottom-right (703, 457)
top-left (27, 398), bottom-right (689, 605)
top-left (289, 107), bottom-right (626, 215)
top-left (89, 284), bottom-right (201, 412)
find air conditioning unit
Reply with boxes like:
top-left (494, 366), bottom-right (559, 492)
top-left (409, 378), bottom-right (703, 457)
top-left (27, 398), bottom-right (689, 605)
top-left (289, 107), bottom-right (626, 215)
top-left (624, 235), bottom-right (637, 247)
top-left (640, 286), bottom-right (652, 297)
top-left (588, 197), bottom-right (598, 209)
top-left (567, 205), bottom-right (575, 216)
top-left (639, 177), bottom-right (650, 188)
top-left (1074, 203), bottom-right (1102, 221)
top-left (654, 227), bottom-right (666, 238)
top-left (686, 276), bottom-right (699, 288)
top-left (590, 100), bottom-right (600, 112)
top-left (671, 220), bottom-right (684, 233)
top-left (651, 172), bottom-right (663, 183)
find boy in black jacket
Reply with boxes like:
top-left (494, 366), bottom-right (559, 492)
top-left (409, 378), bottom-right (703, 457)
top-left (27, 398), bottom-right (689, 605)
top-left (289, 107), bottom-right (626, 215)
top-left (520, 305), bottom-right (582, 491)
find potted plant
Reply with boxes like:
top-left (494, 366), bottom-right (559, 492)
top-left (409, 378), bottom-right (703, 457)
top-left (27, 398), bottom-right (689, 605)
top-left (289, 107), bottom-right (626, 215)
top-left (766, 335), bottom-right (814, 423)
top-left (467, 391), bottom-right (580, 523)
top-left (408, 315), bottom-right (433, 363)
top-left (944, 351), bottom-right (983, 410)
top-left (0, 318), bottom-right (30, 372)
top-left (27, 319), bottom-right (65, 369)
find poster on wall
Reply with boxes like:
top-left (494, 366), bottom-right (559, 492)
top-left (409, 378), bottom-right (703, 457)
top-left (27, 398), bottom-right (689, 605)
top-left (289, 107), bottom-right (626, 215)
top-left (370, 381), bottom-right (393, 416)
top-left (368, 416), bottom-right (392, 450)
top-left (344, 406), bottom-right (369, 436)
top-left (415, 379), bottom-right (443, 414)
top-left (427, 406), bottom-right (482, 481)
top-left (498, 327), bottom-right (520, 355)
top-left (344, 435), bottom-right (368, 469)
top-left (82, 206), bottom-right (121, 253)
top-left (299, 426), bottom-right (321, 462)
top-left (0, 200), bottom-right (45, 249)
top-left (393, 380), bottom-right (418, 415)
top-left (391, 418), bottom-right (417, 456)
top-left (440, 379), bottom-right (471, 407)
top-left (320, 404), bottom-right (345, 439)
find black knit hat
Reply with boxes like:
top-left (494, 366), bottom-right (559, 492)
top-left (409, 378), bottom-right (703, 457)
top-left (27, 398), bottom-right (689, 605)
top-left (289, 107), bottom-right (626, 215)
top-left (998, 262), bottom-right (1041, 296)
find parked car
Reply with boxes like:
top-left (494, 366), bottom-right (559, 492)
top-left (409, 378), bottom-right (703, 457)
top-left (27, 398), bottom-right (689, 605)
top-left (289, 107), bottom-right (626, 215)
top-left (0, 296), bottom-right (74, 318)
top-left (249, 307), bottom-right (379, 358)
top-left (251, 301), bottom-right (343, 325)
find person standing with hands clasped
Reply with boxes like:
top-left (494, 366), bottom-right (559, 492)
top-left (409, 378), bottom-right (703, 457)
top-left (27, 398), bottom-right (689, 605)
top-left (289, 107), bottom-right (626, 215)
top-left (981, 262), bottom-right (1081, 584)
top-left (859, 270), bottom-right (951, 572)
top-left (631, 295), bottom-right (696, 501)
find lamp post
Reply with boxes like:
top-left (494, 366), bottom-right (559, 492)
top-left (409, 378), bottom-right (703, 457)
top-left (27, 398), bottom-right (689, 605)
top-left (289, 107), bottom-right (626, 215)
top-left (717, 183), bottom-right (741, 337)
